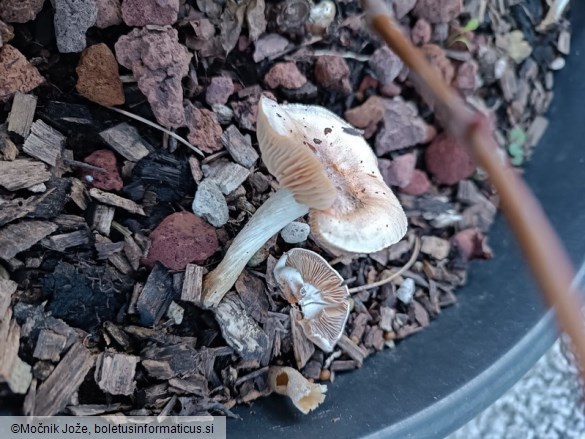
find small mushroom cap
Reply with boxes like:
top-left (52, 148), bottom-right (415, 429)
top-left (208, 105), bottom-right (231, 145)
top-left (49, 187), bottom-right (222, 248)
top-left (268, 366), bottom-right (327, 414)
top-left (258, 96), bottom-right (407, 255)
top-left (274, 248), bottom-right (350, 352)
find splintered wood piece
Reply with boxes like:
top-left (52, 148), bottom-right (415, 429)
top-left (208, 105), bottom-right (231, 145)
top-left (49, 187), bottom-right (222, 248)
top-left (0, 194), bottom-right (47, 227)
top-left (336, 334), bottom-right (367, 367)
top-left (221, 125), bottom-right (259, 168)
top-left (90, 204), bottom-right (115, 235)
top-left (99, 122), bottom-right (151, 161)
top-left (136, 263), bottom-right (176, 326)
top-left (8, 93), bottom-right (37, 138)
top-left (0, 221), bottom-right (58, 260)
top-left (0, 159), bottom-right (51, 191)
top-left (23, 120), bottom-right (66, 166)
top-left (108, 252), bottom-right (133, 275)
top-left (123, 235), bottom-right (142, 271)
top-left (33, 329), bottom-right (67, 362)
top-left (69, 178), bottom-right (88, 210)
top-left (34, 342), bottom-right (96, 416)
top-left (202, 159), bottom-right (251, 195)
top-left (330, 360), bottom-right (359, 372)
top-left (94, 352), bottom-right (138, 396)
top-left (95, 238), bottom-right (124, 259)
top-left (235, 270), bottom-right (269, 323)
top-left (89, 188), bottom-right (146, 215)
top-left (44, 230), bottom-right (91, 252)
top-left (0, 278), bottom-right (17, 318)
top-left (181, 264), bottom-right (204, 305)
top-left (169, 375), bottom-right (209, 396)
top-left (290, 307), bottom-right (315, 370)
top-left (0, 311), bottom-right (32, 394)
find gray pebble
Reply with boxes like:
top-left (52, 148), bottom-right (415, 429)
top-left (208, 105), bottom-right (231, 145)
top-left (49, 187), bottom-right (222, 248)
top-left (212, 104), bottom-right (234, 125)
top-left (396, 278), bottom-right (415, 304)
top-left (192, 179), bottom-right (229, 227)
top-left (54, 0), bottom-right (98, 53)
top-left (280, 221), bottom-right (310, 244)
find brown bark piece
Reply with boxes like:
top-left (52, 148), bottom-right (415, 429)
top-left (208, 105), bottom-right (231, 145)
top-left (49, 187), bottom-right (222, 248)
top-left (7, 92), bottom-right (37, 137)
top-left (0, 159), bottom-right (51, 190)
top-left (290, 307), bottom-right (315, 369)
top-left (99, 122), bottom-right (150, 161)
top-left (94, 352), bottom-right (138, 395)
top-left (0, 221), bottom-right (57, 260)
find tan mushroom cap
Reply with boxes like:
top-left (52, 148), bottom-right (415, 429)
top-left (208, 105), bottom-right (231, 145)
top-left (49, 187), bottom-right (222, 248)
top-left (258, 96), bottom-right (407, 255)
top-left (274, 248), bottom-right (350, 352)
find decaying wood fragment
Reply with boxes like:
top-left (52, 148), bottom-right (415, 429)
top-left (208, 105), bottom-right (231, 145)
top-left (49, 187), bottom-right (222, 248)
top-left (0, 159), bottom-right (51, 191)
top-left (23, 120), bottom-right (65, 166)
top-left (90, 204), bottom-right (115, 235)
top-left (123, 235), bottom-right (142, 271)
top-left (69, 178), bottom-right (88, 210)
top-left (0, 310), bottom-right (33, 394)
top-left (336, 334), bottom-right (367, 367)
top-left (44, 230), bottom-right (91, 252)
top-left (89, 188), bottom-right (146, 215)
top-left (181, 264), bottom-right (205, 306)
top-left (268, 366), bottom-right (327, 414)
top-left (221, 125), bottom-right (259, 168)
top-left (0, 278), bottom-right (17, 318)
top-left (32, 329), bottom-right (67, 362)
top-left (136, 263), bottom-right (176, 326)
top-left (34, 342), bottom-right (96, 416)
top-left (0, 221), bottom-right (58, 260)
top-left (202, 159), bottom-right (251, 195)
top-left (235, 270), bottom-right (270, 322)
top-left (99, 122), bottom-right (151, 161)
top-left (290, 307), bottom-right (315, 370)
top-left (94, 352), bottom-right (138, 396)
top-left (8, 92), bottom-right (37, 138)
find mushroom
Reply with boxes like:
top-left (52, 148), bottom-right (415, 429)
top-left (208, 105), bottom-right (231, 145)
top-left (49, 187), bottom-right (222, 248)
top-left (202, 96), bottom-right (407, 308)
top-left (274, 248), bottom-right (350, 352)
top-left (268, 366), bottom-right (327, 414)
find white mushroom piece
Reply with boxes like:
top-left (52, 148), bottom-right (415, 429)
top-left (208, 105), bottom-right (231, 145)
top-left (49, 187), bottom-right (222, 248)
top-left (202, 96), bottom-right (407, 308)
top-left (274, 248), bottom-right (350, 352)
top-left (268, 366), bottom-right (327, 414)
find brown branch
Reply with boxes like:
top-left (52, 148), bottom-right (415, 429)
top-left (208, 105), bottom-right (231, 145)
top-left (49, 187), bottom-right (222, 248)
top-left (361, 0), bottom-right (585, 376)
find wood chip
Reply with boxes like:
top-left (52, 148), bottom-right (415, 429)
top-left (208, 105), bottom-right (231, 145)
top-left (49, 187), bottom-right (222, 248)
top-left (235, 270), bottom-right (269, 323)
top-left (181, 264), bottom-right (204, 306)
top-left (90, 204), bottom-right (115, 235)
top-left (0, 221), bottom-right (57, 260)
top-left (44, 230), bottom-right (91, 252)
top-left (188, 156), bottom-right (203, 182)
top-left (526, 115), bottom-right (549, 147)
top-left (169, 375), bottom-right (209, 396)
top-left (0, 159), bottom-right (51, 191)
top-left (202, 159), bottom-right (251, 195)
top-left (89, 188), bottom-right (146, 215)
top-left (336, 334), bottom-right (367, 366)
top-left (420, 236), bottom-right (451, 260)
top-left (0, 278), bottom-right (17, 318)
top-left (95, 352), bottom-right (138, 396)
top-left (0, 310), bottom-right (32, 394)
top-left (123, 235), bottom-right (142, 271)
top-left (8, 92), bottom-right (37, 138)
top-left (290, 307), bottom-right (315, 369)
top-left (136, 263), bottom-right (176, 327)
top-left (349, 312), bottom-right (371, 341)
top-left (100, 122), bottom-right (151, 161)
top-left (221, 125), bottom-right (259, 168)
top-left (379, 306), bottom-right (395, 332)
top-left (34, 342), bottom-right (96, 416)
top-left (33, 329), bottom-right (67, 361)
top-left (23, 120), bottom-right (65, 166)
top-left (330, 360), bottom-right (359, 372)
top-left (69, 178), bottom-right (88, 210)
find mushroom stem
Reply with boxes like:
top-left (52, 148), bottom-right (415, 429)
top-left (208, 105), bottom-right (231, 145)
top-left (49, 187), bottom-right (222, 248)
top-left (203, 188), bottom-right (309, 308)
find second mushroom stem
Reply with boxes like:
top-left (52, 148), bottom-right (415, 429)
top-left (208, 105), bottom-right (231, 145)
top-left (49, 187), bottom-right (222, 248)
top-left (203, 188), bottom-right (309, 308)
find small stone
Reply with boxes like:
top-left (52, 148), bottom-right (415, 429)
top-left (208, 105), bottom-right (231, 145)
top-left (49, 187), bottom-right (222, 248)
top-left (413, 0), bottom-right (462, 24)
top-left (369, 46), bottom-right (404, 86)
top-left (0, 0), bottom-right (44, 23)
top-left (401, 170), bottom-right (430, 195)
top-left (280, 222), bottom-right (310, 244)
top-left (421, 236), bottom-right (451, 260)
top-left (453, 59), bottom-right (478, 94)
top-left (212, 104), bottom-right (234, 125)
top-left (205, 76), bottom-right (234, 106)
top-left (115, 27), bottom-right (191, 128)
top-left (392, 0), bottom-right (416, 19)
top-left (314, 55), bottom-right (351, 94)
top-left (396, 278), bottom-right (415, 304)
top-left (425, 133), bottom-right (475, 185)
top-left (451, 228), bottom-right (493, 262)
top-left (95, 0), bottom-right (122, 28)
top-left (253, 33), bottom-right (289, 63)
top-left (378, 153), bottom-right (416, 188)
top-left (184, 102), bottom-right (223, 154)
top-left (54, 0), bottom-right (97, 53)
top-left (76, 44), bottom-right (125, 107)
top-left (82, 149), bottom-right (123, 191)
top-left (411, 18), bottom-right (431, 45)
top-left (121, 0), bottom-right (179, 26)
top-left (142, 211), bottom-right (218, 271)
top-left (192, 179), bottom-right (229, 228)
top-left (344, 96), bottom-right (385, 139)
top-left (264, 62), bottom-right (307, 89)
top-left (421, 44), bottom-right (455, 83)
top-left (0, 19), bottom-right (14, 44)
top-left (0, 45), bottom-right (44, 102)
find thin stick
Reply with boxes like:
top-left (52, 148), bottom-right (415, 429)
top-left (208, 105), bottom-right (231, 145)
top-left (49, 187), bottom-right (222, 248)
top-left (105, 106), bottom-right (204, 157)
top-left (348, 237), bottom-right (421, 294)
top-left (362, 0), bottom-right (585, 376)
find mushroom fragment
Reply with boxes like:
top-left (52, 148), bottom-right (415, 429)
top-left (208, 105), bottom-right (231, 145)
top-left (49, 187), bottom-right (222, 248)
top-left (268, 366), bottom-right (327, 414)
top-left (202, 96), bottom-right (407, 308)
top-left (274, 248), bottom-right (350, 352)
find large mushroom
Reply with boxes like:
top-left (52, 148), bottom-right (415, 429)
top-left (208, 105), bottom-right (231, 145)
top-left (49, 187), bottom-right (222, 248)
top-left (274, 248), bottom-right (350, 352)
top-left (203, 96), bottom-right (407, 307)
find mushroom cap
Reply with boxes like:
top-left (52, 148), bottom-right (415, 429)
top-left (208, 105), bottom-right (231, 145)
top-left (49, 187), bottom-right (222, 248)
top-left (274, 248), bottom-right (350, 352)
top-left (258, 96), bottom-right (407, 255)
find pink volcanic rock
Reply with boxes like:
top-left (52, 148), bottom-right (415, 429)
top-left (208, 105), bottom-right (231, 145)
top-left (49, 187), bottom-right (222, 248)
top-left (401, 170), bottom-right (431, 195)
top-left (83, 149), bottom-right (123, 191)
top-left (425, 133), bottom-right (476, 184)
top-left (314, 55), bottom-right (351, 94)
top-left (96, 0), bottom-right (123, 28)
top-left (378, 153), bottom-right (417, 188)
top-left (0, 45), bottom-right (44, 102)
top-left (121, 0), bottom-right (179, 26)
top-left (411, 18), bottom-right (432, 45)
top-left (344, 96), bottom-right (385, 139)
top-left (115, 26), bottom-right (191, 128)
top-left (0, 0), bottom-right (44, 23)
top-left (413, 0), bottom-right (462, 24)
top-left (184, 102), bottom-right (223, 153)
top-left (205, 76), bottom-right (234, 106)
top-left (142, 211), bottom-right (218, 271)
top-left (369, 46), bottom-right (404, 86)
top-left (451, 228), bottom-right (493, 262)
top-left (264, 62), bottom-right (307, 89)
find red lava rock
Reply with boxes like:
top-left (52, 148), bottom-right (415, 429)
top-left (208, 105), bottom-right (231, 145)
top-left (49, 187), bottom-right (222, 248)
top-left (205, 76), bottom-right (234, 106)
top-left (453, 60), bottom-right (478, 94)
top-left (375, 97), bottom-right (435, 155)
top-left (344, 96), bottom-right (385, 139)
top-left (115, 27), bottom-right (191, 128)
top-left (121, 0), bottom-right (179, 26)
top-left (369, 46), bottom-right (404, 86)
top-left (401, 170), bottom-right (431, 195)
top-left (451, 228), bottom-right (493, 262)
top-left (314, 55), bottom-right (351, 94)
top-left (96, 0), bottom-right (123, 28)
top-left (411, 18), bottom-right (432, 45)
top-left (82, 149), bottom-right (123, 191)
top-left (0, 0), bottom-right (44, 23)
top-left (421, 44), bottom-right (455, 84)
top-left (184, 102), bottom-right (223, 153)
top-left (392, 0), bottom-right (417, 19)
top-left (142, 211), bottom-right (218, 271)
top-left (413, 0), bottom-right (462, 24)
top-left (378, 153), bottom-right (417, 188)
top-left (425, 133), bottom-right (476, 185)
top-left (76, 43), bottom-right (125, 107)
top-left (0, 44), bottom-right (44, 102)
top-left (264, 62), bottom-right (307, 89)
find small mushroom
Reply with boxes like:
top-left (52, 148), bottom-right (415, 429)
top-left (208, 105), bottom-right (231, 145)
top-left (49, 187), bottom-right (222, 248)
top-left (202, 96), bottom-right (407, 308)
top-left (268, 366), bottom-right (327, 414)
top-left (274, 248), bottom-right (350, 352)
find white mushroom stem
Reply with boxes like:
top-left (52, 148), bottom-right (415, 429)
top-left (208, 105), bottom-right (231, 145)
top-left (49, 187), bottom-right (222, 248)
top-left (203, 188), bottom-right (309, 308)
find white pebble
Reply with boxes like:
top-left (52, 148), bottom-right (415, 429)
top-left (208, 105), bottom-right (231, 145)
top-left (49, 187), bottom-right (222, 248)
top-left (280, 221), bottom-right (310, 244)
top-left (396, 278), bottom-right (415, 304)
top-left (192, 179), bottom-right (229, 227)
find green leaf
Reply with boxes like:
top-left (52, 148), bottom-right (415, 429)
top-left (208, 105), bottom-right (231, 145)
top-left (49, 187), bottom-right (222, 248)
top-left (464, 18), bottom-right (480, 32)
